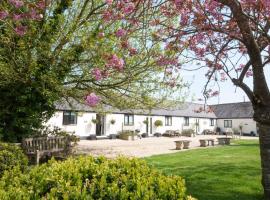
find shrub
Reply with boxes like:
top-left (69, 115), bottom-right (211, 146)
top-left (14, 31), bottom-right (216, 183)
top-left (154, 132), bottom-right (162, 137)
top-left (154, 120), bottom-right (163, 127)
top-left (110, 119), bottom-right (116, 124)
top-left (0, 142), bottom-right (28, 178)
top-left (0, 156), bottom-right (192, 199)
top-left (118, 130), bottom-right (137, 140)
top-left (181, 129), bottom-right (195, 137)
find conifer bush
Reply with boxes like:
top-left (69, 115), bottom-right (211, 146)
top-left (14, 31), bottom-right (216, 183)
top-left (0, 156), bottom-right (193, 199)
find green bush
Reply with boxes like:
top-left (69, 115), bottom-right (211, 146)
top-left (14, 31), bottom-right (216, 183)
top-left (118, 130), bottom-right (138, 140)
top-left (0, 156), bottom-right (192, 199)
top-left (154, 120), bottom-right (163, 127)
top-left (0, 142), bottom-right (28, 178)
top-left (181, 129), bottom-right (195, 137)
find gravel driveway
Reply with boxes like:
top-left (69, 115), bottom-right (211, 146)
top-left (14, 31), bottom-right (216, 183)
top-left (75, 135), bottom-right (258, 158)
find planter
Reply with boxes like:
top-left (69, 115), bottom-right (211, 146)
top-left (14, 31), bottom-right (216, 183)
top-left (119, 134), bottom-right (138, 141)
top-left (109, 134), bottom-right (117, 139)
top-left (87, 135), bottom-right (97, 140)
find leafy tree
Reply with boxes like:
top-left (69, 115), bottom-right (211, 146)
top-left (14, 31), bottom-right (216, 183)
top-left (0, 0), bottom-right (184, 142)
top-left (154, 0), bottom-right (270, 198)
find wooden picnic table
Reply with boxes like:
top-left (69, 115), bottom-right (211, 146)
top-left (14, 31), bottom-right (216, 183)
top-left (199, 139), bottom-right (215, 147)
top-left (174, 140), bottom-right (191, 150)
top-left (217, 137), bottom-right (231, 145)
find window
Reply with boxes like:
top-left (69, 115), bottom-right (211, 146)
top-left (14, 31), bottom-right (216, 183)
top-left (124, 114), bottom-right (134, 126)
top-left (165, 116), bottom-right (172, 126)
top-left (184, 117), bottom-right (189, 126)
top-left (63, 111), bottom-right (77, 125)
top-left (224, 120), bottom-right (232, 128)
top-left (210, 119), bottom-right (215, 126)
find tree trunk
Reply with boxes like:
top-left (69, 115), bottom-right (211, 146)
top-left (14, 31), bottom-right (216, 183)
top-left (258, 122), bottom-right (270, 200)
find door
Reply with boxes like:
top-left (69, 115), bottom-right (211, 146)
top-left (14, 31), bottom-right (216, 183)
top-left (146, 117), bottom-right (149, 136)
top-left (150, 117), bottom-right (153, 135)
top-left (96, 114), bottom-right (105, 136)
top-left (195, 119), bottom-right (200, 134)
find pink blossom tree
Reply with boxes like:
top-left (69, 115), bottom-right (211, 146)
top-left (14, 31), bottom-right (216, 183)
top-left (0, 0), bottom-right (184, 141)
top-left (155, 0), bottom-right (270, 198)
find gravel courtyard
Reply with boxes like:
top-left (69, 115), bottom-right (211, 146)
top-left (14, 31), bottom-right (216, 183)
top-left (76, 135), bottom-right (257, 158)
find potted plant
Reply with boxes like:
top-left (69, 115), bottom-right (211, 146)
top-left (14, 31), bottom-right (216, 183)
top-left (110, 119), bottom-right (116, 125)
top-left (91, 118), bottom-right (98, 124)
top-left (143, 119), bottom-right (148, 124)
top-left (154, 120), bottom-right (163, 127)
top-left (118, 130), bottom-right (138, 141)
top-left (154, 120), bottom-right (163, 135)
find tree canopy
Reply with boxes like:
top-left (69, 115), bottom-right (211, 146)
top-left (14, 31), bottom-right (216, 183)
top-left (0, 0), bottom-right (185, 141)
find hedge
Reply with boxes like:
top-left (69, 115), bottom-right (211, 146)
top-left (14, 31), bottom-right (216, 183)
top-left (0, 142), bottom-right (28, 178)
top-left (0, 156), bottom-right (194, 200)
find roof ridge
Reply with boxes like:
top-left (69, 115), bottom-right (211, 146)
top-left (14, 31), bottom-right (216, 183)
top-left (210, 101), bottom-right (251, 106)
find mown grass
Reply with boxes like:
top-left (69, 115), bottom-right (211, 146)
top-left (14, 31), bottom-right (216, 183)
top-left (145, 140), bottom-right (263, 200)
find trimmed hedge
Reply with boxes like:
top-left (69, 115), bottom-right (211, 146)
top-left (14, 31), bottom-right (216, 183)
top-left (0, 156), bottom-right (194, 200)
top-left (0, 142), bottom-right (28, 178)
top-left (181, 129), bottom-right (195, 137)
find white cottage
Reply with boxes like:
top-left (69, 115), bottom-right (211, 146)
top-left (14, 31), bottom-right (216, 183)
top-left (46, 101), bottom-right (257, 139)
top-left (46, 101), bottom-right (217, 139)
top-left (211, 102), bottom-right (257, 136)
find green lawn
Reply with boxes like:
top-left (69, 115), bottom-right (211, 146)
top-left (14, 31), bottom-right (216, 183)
top-left (145, 140), bottom-right (263, 200)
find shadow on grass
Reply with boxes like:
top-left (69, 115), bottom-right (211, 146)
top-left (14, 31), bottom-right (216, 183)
top-left (231, 143), bottom-right (259, 147)
top-left (159, 163), bottom-right (263, 200)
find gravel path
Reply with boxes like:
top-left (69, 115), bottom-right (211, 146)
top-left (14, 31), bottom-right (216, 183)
top-left (76, 135), bottom-right (258, 158)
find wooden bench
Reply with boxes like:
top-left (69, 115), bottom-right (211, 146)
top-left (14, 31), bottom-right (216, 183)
top-left (199, 139), bottom-right (215, 147)
top-left (217, 137), bottom-right (231, 145)
top-left (22, 136), bottom-right (72, 165)
top-left (174, 140), bottom-right (191, 150)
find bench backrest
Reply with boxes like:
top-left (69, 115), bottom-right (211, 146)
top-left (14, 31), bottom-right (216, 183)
top-left (22, 137), bottom-right (70, 153)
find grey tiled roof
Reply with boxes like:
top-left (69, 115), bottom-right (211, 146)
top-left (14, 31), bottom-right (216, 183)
top-left (55, 99), bottom-right (254, 119)
top-left (55, 100), bottom-right (216, 118)
top-left (210, 102), bottom-right (253, 119)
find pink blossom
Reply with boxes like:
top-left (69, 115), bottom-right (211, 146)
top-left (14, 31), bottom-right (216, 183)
top-left (246, 70), bottom-right (253, 78)
top-left (106, 0), bottom-right (113, 5)
top-left (211, 91), bottom-right (219, 97)
top-left (165, 67), bottom-right (173, 75)
top-left (14, 25), bottom-right (27, 36)
top-left (115, 28), bottom-right (126, 37)
top-left (106, 54), bottom-right (125, 71)
top-left (9, 0), bottom-right (24, 8)
top-left (121, 40), bottom-right (129, 49)
top-left (29, 9), bottom-right (43, 20)
top-left (102, 11), bottom-right (112, 21)
top-left (13, 14), bottom-right (24, 21)
top-left (0, 11), bottom-right (8, 20)
top-left (123, 3), bottom-right (135, 14)
top-left (98, 32), bottom-right (105, 38)
top-left (92, 68), bottom-right (103, 81)
top-left (129, 48), bottom-right (137, 56)
top-left (36, 1), bottom-right (46, 9)
top-left (156, 56), bottom-right (178, 66)
top-left (85, 93), bottom-right (101, 107)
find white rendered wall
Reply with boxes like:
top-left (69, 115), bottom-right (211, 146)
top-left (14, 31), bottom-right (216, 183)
top-left (46, 111), bottom-right (217, 137)
top-left (46, 111), bottom-right (96, 137)
top-left (216, 118), bottom-right (257, 134)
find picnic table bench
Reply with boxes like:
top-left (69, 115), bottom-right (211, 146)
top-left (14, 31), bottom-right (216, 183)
top-left (163, 130), bottom-right (181, 137)
top-left (22, 136), bottom-right (72, 165)
top-left (174, 140), bottom-right (191, 150)
top-left (217, 137), bottom-right (231, 145)
top-left (199, 139), bottom-right (215, 147)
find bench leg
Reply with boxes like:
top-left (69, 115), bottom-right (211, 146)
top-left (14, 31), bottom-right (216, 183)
top-left (36, 150), bottom-right (40, 165)
top-left (176, 142), bottom-right (182, 150)
top-left (200, 141), bottom-right (206, 147)
top-left (183, 142), bottom-right (190, 149)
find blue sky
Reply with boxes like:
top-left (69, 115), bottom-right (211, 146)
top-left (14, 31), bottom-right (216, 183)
top-left (182, 66), bottom-right (270, 105)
